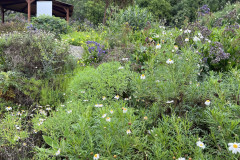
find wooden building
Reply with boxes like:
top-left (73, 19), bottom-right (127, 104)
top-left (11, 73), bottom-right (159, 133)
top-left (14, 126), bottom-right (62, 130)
top-left (0, 0), bottom-right (74, 23)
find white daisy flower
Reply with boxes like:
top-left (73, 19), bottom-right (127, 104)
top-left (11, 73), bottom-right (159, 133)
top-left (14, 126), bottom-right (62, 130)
top-left (140, 74), bottom-right (146, 79)
top-left (127, 129), bottom-right (131, 134)
top-left (15, 125), bottom-right (20, 130)
top-left (118, 66), bottom-right (124, 70)
top-left (95, 104), bottom-right (103, 108)
top-left (124, 98), bottom-right (129, 101)
top-left (46, 107), bottom-right (51, 111)
top-left (110, 109), bottom-right (113, 114)
top-left (144, 116), bottom-right (148, 120)
top-left (55, 148), bottom-right (61, 156)
top-left (114, 95), bottom-right (120, 100)
top-left (106, 117), bottom-right (111, 122)
top-left (193, 36), bottom-right (200, 42)
top-left (185, 38), bottom-right (189, 42)
top-left (14, 136), bottom-right (20, 142)
top-left (156, 43), bottom-right (161, 49)
top-left (147, 130), bottom-right (153, 134)
top-left (205, 100), bottom-right (211, 105)
top-left (67, 110), bottom-right (72, 114)
top-left (177, 158), bottom-right (185, 160)
top-left (228, 142), bottom-right (240, 154)
top-left (198, 33), bottom-right (204, 39)
top-left (123, 108), bottom-right (127, 113)
top-left (93, 154), bottom-right (100, 160)
top-left (39, 118), bottom-right (46, 122)
top-left (122, 58), bottom-right (129, 61)
top-left (102, 114), bottom-right (107, 118)
top-left (174, 45), bottom-right (179, 50)
top-left (83, 100), bottom-right (89, 102)
top-left (81, 91), bottom-right (85, 94)
top-left (40, 110), bottom-right (47, 116)
top-left (17, 112), bottom-right (22, 116)
top-left (184, 29), bottom-right (191, 33)
top-left (166, 100), bottom-right (174, 104)
top-left (196, 141), bottom-right (206, 149)
top-left (102, 96), bottom-right (106, 100)
top-left (159, 26), bottom-right (165, 29)
top-left (166, 59), bottom-right (174, 64)
top-left (155, 80), bottom-right (160, 83)
top-left (6, 106), bottom-right (12, 111)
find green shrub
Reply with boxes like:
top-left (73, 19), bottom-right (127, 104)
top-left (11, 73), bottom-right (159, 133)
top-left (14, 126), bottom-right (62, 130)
top-left (108, 5), bottom-right (153, 31)
top-left (67, 62), bottom-right (136, 101)
top-left (0, 22), bottom-right (26, 35)
top-left (137, 0), bottom-right (172, 21)
top-left (0, 71), bottom-right (42, 106)
top-left (0, 31), bottom-right (72, 79)
top-left (61, 30), bottom-right (108, 47)
top-left (32, 15), bottom-right (70, 35)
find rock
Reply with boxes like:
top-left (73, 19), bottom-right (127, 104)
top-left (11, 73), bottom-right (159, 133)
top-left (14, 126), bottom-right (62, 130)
top-left (69, 45), bottom-right (84, 59)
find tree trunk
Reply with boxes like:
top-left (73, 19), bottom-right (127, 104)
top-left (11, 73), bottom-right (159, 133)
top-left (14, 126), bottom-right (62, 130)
top-left (103, 0), bottom-right (110, 25)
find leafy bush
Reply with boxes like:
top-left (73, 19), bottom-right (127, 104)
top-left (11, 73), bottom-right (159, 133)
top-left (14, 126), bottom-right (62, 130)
top-left (61, 30), bottom-right (108, 47)
top-left (32, 15), bottom-right (70, 35)
top-left (67, 62), bottom-right (136, 100)
top-left (137, 0), bottom-right (172, 21)
top-left (108, 5), bottom-right (153, 30)
top-left (0, 22), bottom-right (26, 34)
top-left (0, 31), bottom-right (72, 79)
top-left (199, 2), bottom-right (240, 27)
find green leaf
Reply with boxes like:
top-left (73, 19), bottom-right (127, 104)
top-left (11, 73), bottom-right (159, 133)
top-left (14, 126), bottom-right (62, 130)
top-left (43, 135), bottom-right (59, 149)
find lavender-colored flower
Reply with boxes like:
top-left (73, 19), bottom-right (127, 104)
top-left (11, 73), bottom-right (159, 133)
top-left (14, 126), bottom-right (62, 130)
top-left (198, 5), bottom-right (210, 16)
top-left (86, 41), bottom-right (107, 62)
top-left (209, 42), bottom-right (230, 64)
top-left (213, 18), bottom-right (223, 27)
top-left (26, 24), bottom-right (35, 30)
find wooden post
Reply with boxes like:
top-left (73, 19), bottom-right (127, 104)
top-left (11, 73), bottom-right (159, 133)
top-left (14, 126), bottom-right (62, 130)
top-left (1, 6), bottom-right (4, 24)
top-left (64, 7), bottom-right (69, 23)
top-left (26, 0), bottom-right (35, 23)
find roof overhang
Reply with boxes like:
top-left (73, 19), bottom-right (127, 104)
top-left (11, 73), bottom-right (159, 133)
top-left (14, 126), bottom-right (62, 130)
top-left (0, 0), bottom-right (74, 18)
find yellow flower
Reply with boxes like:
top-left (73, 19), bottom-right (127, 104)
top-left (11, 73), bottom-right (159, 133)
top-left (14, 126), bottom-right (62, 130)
top-left (144, 116), bottom-right (148, 120)
top-left (71, 38), bottom-right (75, 41)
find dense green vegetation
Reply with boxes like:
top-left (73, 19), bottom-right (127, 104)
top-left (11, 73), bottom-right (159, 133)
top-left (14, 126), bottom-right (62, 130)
top-left (60, 0), bottom-right (238, 26)
top-left (0, 1), bottom-right (240, 160)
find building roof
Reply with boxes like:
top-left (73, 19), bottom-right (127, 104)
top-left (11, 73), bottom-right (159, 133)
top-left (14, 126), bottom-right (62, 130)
top-left (0, 0), bottom-right (74, 18)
